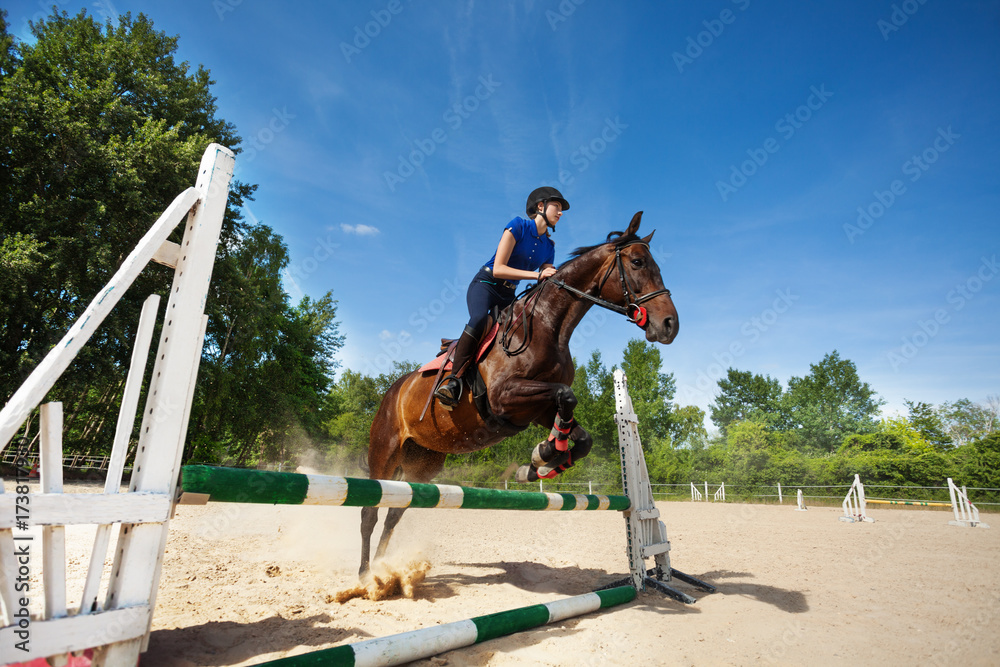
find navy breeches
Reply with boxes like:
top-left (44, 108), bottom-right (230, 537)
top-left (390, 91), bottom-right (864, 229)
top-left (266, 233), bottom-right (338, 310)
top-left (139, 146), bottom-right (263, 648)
top-left (466, 267), bottom-right (517, 335)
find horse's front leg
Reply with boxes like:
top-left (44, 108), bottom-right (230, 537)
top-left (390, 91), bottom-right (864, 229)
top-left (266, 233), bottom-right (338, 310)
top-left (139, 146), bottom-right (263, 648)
top-left (492, 379), bottom-right (593, 483)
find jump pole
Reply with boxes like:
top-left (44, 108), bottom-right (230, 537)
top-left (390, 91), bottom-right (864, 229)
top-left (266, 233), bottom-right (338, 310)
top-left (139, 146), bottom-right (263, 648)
top-left (865, 499), bottom-right (952, 507)
top-left (178, 466), bottom-right (629, 512)
top-left (258, 586), bottom-right (636, 667)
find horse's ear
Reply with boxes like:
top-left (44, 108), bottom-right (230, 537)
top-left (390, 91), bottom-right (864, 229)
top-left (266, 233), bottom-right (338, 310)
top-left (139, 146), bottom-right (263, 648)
top-left (626, 211), bottom-right (643, 236)
top-left (641, 230), bottom-right (655, 244)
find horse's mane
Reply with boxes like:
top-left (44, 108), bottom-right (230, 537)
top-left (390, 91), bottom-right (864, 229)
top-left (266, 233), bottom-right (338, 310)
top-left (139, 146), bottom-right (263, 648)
top-left (560, 230), bottom-right (641, 268)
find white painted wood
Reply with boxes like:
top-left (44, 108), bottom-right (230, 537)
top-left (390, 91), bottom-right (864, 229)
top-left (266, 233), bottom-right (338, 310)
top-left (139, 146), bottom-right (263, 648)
top-left (0, 507), bottom-right (16, 625)
top-left (302, 475), bottom-right (349, 505)
top-left (0, 493), bottom-right (171, 529)
top-left (0, 187), bottom-right (200, 453)
top-left (142, 313), bottom-right (209, 652)
top-left (0, 604), bottom-right (151, 662)
top-left (102, 144), bottom-right (234, 664)
top-left (377, 479), bottom-right (415, 508)
top-left (544, 591), bottom-right (601, 622)
top-left (151, 240), bottom-right (181, 269)
top-left (80, 295), bottom-right (160, 616)
top-left (641, 541), bottom-right (672, 558)
top-left (40, 403), bottom-right (68, 621)
top-left (614, 369), bottom-right (671, 590)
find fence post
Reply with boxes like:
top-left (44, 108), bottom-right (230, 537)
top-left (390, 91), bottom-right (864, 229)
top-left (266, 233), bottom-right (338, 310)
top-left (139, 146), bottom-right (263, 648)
top-left (777, 482), bottom-right (782, 504)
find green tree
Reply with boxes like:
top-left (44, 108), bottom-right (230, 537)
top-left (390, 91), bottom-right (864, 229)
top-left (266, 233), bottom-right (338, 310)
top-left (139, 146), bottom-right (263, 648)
top-left (904, 399), bottom-right (952, 451)
top-left (569, 350), bottom-right (615, 456)
top-left (938, 397), bottom-right (999, 447)
top-left (722, 420), bottom-right (781, 490)
top-left (782, 351), bottom-right (883, 452)
top-left (1, 10), bottom-right (343, 465)
top-left (830, 417), bottom-right (950, 487)
top-left (950, 432), bottom-right (1000, 490)
top-left (710, 368), bottom-right (784, 434)
top-left (620, 339), bottom-right (676, 449)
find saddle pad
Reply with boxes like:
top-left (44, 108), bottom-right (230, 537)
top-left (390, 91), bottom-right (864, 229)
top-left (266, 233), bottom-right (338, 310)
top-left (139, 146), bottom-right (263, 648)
top-left (418, 321), bottom-right (499, 374)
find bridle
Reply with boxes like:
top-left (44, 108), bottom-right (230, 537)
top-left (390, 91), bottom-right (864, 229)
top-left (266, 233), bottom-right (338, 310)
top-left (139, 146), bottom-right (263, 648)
top-left (500, 239), bottom-right (671, 356)
top-left (549, 240), bottom-right (671, 328)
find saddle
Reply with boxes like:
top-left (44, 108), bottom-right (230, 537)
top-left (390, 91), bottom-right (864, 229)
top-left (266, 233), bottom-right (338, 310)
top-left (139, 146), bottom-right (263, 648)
top-left (417, 319), bottom-right (500, 374)
top-left (416, 316), bottom-right (502, 421)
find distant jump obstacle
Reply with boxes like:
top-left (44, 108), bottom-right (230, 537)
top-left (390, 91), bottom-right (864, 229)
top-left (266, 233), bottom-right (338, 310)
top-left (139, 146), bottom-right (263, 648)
top-left (796, 489), bottom-right (807, 511)
top-left (947, 478), bottom-right (989, 528)
top-left (0, 142), bottom-right (712, 667)
top-left (838, 474), bottom-right (989, 528)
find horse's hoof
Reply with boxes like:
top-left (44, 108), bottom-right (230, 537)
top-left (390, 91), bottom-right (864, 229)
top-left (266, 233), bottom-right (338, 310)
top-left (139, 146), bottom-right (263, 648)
top-left (514, 465), bottom-right (538, 484)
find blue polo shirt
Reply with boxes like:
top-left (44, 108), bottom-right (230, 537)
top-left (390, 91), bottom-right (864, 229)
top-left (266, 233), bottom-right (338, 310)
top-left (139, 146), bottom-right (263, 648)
top-left (484, 217), bottom-right (555, 285)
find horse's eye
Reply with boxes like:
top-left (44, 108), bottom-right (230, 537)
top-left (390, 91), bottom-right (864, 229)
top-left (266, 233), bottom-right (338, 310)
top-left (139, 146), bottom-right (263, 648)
top-left (630, 258), bottom-right (644, 268)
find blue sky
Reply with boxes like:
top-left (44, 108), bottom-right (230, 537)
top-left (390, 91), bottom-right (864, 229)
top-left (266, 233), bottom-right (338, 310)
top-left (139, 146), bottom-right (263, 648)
top-left (8, 0), bottom-right (999, 427)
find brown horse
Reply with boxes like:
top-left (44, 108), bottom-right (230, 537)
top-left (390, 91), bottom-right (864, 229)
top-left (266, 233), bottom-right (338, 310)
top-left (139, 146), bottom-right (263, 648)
top-left (360, 211), bottom-right (677, 576)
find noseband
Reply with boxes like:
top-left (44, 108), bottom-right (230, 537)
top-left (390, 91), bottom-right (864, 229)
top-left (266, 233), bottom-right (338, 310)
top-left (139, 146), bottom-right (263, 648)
top-left (550, 240), bottom-right (671, 328)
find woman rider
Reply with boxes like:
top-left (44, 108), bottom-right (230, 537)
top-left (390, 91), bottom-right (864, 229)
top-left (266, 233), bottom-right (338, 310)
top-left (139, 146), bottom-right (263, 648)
top-left (434, 186), bottom-right (570, 408)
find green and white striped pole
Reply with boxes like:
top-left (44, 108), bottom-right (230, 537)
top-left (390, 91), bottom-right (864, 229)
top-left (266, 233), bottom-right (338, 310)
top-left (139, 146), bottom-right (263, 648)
top-left (180, 465), bottom-right (630, 512)
top-left (258, 585), bottom-right (636, 667)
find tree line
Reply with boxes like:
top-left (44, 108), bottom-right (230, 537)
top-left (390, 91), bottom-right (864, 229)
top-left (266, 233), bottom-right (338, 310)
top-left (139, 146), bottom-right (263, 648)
top-left (2, 10), bottom-right (997, 498)
top-left (1, 10), bottom-right (342, 466)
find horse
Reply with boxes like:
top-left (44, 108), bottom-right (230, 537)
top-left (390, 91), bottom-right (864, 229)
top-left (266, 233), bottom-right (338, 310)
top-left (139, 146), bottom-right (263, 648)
top-left (360, 211), bottom-right (677, 577)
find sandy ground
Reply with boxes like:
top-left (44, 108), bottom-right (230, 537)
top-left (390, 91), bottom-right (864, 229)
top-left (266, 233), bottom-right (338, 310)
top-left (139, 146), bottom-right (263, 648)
top-left (18, 485), bottom-right (1000, 666)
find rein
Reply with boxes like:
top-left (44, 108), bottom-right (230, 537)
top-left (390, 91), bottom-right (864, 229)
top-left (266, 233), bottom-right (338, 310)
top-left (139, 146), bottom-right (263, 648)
top-left (551, 240), bottom-right (671, 327)
top-left (499, 239), bottom-right (671, 357)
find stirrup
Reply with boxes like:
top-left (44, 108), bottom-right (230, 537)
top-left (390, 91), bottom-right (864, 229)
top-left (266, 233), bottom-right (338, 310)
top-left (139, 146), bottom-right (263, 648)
top-left (434, 376), bottom-right (462, 409)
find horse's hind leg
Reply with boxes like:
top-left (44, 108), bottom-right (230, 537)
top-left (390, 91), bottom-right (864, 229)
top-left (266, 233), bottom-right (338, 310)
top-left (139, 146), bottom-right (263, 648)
top-left (371, 441), bottom-right (446, 566)
top-left (361, 432), bottom-right (405, 578)
top-left (360, 506), bottom-right (380, 578)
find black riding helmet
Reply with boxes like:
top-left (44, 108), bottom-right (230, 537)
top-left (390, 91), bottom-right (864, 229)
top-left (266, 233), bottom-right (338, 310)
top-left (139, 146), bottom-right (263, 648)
top-left (525, 186), bottom-right (570, 218)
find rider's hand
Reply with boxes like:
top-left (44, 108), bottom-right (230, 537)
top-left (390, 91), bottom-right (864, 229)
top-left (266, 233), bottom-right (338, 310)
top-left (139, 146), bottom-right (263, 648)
top-left (538, 267), bottom-right (557, 281)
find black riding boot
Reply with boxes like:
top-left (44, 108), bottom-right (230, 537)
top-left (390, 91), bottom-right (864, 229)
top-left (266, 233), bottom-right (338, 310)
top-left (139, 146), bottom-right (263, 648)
top-left (434, 328), bottom-right (479, 408)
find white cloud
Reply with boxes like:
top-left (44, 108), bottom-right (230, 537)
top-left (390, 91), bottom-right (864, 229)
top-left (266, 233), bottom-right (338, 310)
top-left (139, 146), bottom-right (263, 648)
top-left (341, 223), bottom-right (381, 236)
top-left (379, 330), bottom-right (394, 340)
